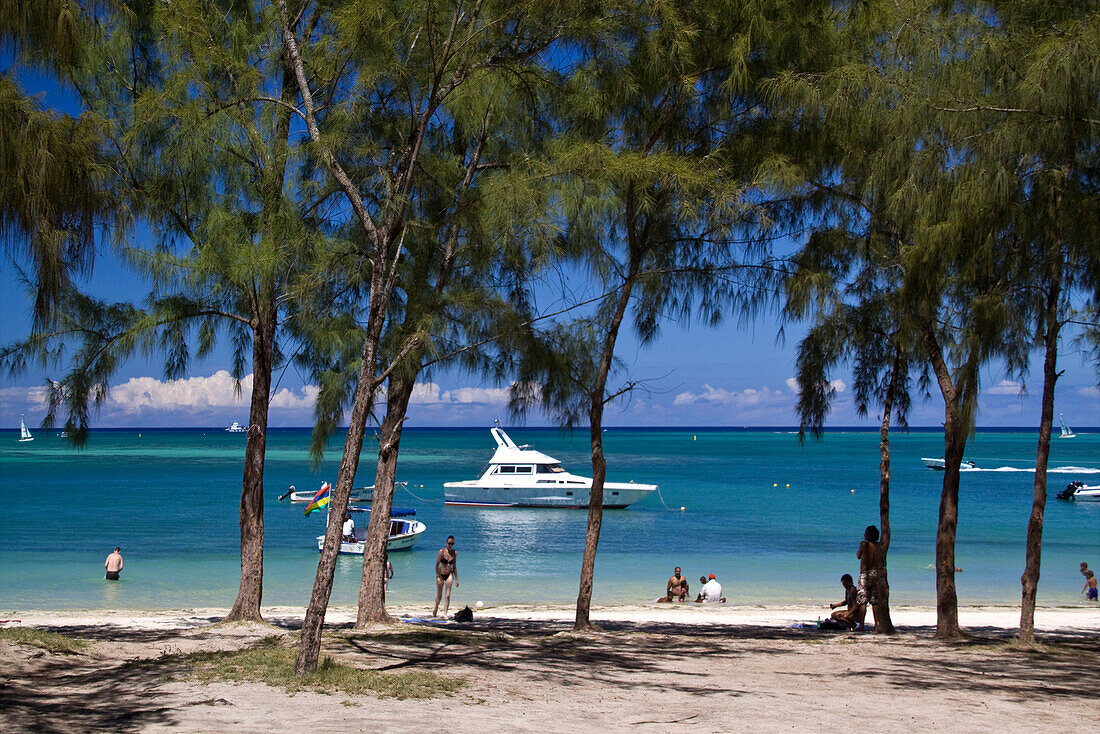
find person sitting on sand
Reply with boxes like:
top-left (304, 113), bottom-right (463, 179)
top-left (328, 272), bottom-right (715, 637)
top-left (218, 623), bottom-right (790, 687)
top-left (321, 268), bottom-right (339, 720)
top-left (1084, 569), bottom-right (1098, 602)
top-left (698, 573), bottom-right (726, 603)
top-left (666, 567), bottom-right (689, 602)
top-left (829, 573), bottom-right (858, 629)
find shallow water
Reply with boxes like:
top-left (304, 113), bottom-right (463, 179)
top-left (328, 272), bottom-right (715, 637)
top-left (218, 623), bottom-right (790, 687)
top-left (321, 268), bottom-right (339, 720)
top-left (1, 427), bottom-right (1097, 611)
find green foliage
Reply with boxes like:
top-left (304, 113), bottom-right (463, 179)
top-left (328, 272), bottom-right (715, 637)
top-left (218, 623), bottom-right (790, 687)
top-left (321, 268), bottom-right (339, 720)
top-left (0, 627), bottom-right (89, 654)
top-left (176, 637), bottom-right (462, 699)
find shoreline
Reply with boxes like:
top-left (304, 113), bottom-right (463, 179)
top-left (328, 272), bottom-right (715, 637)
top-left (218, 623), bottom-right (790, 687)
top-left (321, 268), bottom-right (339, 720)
top-left (4, 602), bottom-right (1098, 634)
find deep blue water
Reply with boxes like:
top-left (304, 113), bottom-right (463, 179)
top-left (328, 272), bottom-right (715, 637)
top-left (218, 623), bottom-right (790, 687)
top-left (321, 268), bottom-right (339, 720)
top-left (1, 427), bottom-right (1097, 611)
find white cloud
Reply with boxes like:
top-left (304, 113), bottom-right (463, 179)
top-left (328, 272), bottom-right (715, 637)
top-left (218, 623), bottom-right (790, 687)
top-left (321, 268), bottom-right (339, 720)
top-left (784, 377), bottom-right (846, 395)
top-left (987, 380), bottom-right (1024, 396)
top-left (1077, 385), bottom-right (1099, 398)
top-left (673, 383), bottom-right (791, 408)
top-left (407, 381), bottom-right (510, 406)
top-left (0, 385), bottom-right (48, 413)
top-left (106, 371), bottom-right (260, 414)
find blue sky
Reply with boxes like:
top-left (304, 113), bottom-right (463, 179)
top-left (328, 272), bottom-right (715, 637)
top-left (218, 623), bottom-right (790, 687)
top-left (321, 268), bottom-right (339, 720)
top-left (3, 241), bottom-right (1097, 431)
top-left (3, 68), bottom-right (1097, 431)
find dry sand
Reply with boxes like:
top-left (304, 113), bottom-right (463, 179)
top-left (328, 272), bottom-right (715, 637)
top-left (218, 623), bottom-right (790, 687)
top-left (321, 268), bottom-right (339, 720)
top-left (2, 604), bottom-right (1098, 733)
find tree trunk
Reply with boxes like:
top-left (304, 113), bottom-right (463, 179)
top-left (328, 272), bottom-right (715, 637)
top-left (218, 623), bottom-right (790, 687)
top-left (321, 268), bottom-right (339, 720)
top-left (1019, 265), bottom-right (1062, 643)
top-left (356, 375), bottom-right (415, 627)
top-left (872, 349), bottom-right (902, 635)
top-left (574, 204), bottom-right (641, 630)
top-left (224, 312), bottom-right (274, 623)
top-left (924, 324), bottom-right (964, 639)
top-left (575, 407), bottom-right (607, 631)
top-left (296, 297), bottom-right (385, 674)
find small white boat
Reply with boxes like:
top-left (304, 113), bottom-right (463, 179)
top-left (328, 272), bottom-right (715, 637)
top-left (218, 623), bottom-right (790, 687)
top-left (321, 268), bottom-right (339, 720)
top-left (286, 483), bottom-right (403, 504)
top-left (922, 457), bottom-right (976, 471)
top-left (1060, 413), bottom-right (1076, 439)
top-left (18, 415), bottom-right (33, 442)
top-left (444, 426), bottom-right (656, 508)
top-left (317, 507), bottom-right (426, 553)
top-left (225, 421), bottom-right (247, 433)
top-left (1057, 481), bottom-right (1100, 502)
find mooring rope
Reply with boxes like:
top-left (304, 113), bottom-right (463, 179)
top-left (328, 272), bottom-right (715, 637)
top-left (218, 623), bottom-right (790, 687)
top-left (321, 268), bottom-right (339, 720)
top-left (654, 484), bottom-right (682, 512)
top-left (397, 482), bottom-right (442, 503)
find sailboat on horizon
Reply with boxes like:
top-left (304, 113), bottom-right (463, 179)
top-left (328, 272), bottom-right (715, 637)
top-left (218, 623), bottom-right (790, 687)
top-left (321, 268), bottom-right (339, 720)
top-left (1059, 413), bottom-right (1076, 439)
top-left (19, 415), bottom-right (33, 442)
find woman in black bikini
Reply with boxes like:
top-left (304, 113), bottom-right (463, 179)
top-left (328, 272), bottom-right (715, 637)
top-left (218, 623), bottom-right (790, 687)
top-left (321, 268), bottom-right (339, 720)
top-left (434, 535), bottom-right (458, 617)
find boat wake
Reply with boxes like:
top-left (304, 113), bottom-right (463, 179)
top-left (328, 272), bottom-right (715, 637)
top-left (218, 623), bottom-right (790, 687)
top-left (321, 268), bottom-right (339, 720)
top-left (965, 465), bottom-right (1100, 474)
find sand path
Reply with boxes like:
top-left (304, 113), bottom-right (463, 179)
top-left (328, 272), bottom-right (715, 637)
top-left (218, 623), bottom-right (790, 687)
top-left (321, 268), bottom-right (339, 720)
top-left (2, 605), bottom-right (1097, 733)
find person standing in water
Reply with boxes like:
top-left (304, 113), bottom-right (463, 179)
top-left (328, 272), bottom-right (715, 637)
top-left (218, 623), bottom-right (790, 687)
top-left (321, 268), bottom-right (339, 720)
top-left (434, 535), bottom-right (458, 618)
top-left (104, 547), bottom-right (123, 580)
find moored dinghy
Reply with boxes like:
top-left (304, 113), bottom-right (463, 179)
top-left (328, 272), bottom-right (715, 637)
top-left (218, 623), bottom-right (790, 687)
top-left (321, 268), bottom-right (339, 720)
top-left (317, 506), bottom-right (426, 553)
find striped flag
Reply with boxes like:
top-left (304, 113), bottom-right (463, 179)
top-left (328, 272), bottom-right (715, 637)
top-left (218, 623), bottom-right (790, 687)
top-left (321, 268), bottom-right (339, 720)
top-left (303, 482), bottom-right (331, 515)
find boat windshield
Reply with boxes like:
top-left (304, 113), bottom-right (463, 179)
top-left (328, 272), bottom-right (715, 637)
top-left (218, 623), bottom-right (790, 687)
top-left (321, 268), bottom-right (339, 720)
top-left (538, 464), bottom-right (565, 473)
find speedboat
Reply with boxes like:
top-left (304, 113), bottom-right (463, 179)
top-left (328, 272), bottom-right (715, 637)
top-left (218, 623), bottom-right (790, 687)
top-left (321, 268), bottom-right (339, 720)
top-left (225, 421), bottom-right (247, 433)
top-left (286, 483), bottom-right (401, 504)
top-left (316, 507), bottom-right (426, 553)
top-left (922, 457), bottom-right (976, 471)
top-left (443, 426), bottom-right (656, 508)
top-left (1056, 481), bottom-right (1100, 502)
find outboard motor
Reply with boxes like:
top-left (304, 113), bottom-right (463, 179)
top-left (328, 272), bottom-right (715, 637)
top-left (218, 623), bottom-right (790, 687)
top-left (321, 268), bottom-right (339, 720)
top-left (1057, 481), bottom-right (1084, 501)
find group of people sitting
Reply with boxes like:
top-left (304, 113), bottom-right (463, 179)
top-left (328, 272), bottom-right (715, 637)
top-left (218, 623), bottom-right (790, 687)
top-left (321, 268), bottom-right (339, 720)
top-left (658, 567), bottom-right (726, 603)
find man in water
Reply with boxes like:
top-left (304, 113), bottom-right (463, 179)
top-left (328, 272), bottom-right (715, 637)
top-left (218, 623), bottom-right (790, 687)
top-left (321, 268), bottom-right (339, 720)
top-left (855, 525), bottom-right (880, 631)
top-left (1084, 569), bottom-right (1098, 602)
top-left (104, 547), bottom-right (123, 580)
top-left (829, 573), bottom-right (858, 628)
top-left (666, 567), bottom-right (689, 602)
top-left (699, 573), bottom-right (725, 603)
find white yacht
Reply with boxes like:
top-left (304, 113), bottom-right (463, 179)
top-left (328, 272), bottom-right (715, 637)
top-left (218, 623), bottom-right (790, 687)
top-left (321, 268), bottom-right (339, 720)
top-left (443, 427), bottom-right (656, 508)
top-left (317, 506), bottom-right (426, 553)
top-left (225, 421), bottom-right (247, 433)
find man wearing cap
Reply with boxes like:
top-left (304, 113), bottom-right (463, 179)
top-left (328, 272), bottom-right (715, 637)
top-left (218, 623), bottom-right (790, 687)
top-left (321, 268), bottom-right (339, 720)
top-left (699, 573), bottom-right (725, 603)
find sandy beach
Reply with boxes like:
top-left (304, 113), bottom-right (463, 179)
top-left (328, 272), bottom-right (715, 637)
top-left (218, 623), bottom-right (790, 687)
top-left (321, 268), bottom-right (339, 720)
top-left (3, 603), bottom-right (1097, 733)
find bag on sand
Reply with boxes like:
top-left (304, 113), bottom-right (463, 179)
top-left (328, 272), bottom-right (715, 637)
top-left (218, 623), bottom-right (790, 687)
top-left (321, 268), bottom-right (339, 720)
top-left (818, 618), bottom-right (850, 631)
top-left (454, 605), bottom-right (474, 622)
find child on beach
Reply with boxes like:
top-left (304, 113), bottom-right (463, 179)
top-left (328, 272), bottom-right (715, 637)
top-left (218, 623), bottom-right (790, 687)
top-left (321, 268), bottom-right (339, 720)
top-left (1084, 570), bottom-right (1098, 602)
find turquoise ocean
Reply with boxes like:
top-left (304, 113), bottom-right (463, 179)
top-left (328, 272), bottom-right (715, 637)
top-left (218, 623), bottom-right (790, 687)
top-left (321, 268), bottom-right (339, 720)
top-left (1, 427), bottom-right (1097, 612)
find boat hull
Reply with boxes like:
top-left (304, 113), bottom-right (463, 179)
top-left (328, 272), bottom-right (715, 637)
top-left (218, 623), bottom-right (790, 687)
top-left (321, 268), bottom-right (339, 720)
top-left (317, 520), bottom-right (426, 554)
top-left (443, 482), bottom-right (655, 509)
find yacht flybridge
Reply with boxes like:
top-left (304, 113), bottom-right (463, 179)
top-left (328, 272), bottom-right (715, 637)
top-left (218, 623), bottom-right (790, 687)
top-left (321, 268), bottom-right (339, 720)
top-left (443, 427), bottom-right (656, 508)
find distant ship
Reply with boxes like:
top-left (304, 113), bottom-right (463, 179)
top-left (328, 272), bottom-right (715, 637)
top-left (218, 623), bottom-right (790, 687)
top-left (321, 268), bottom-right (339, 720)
top-left (225, 421), bottom-right (247, 433)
